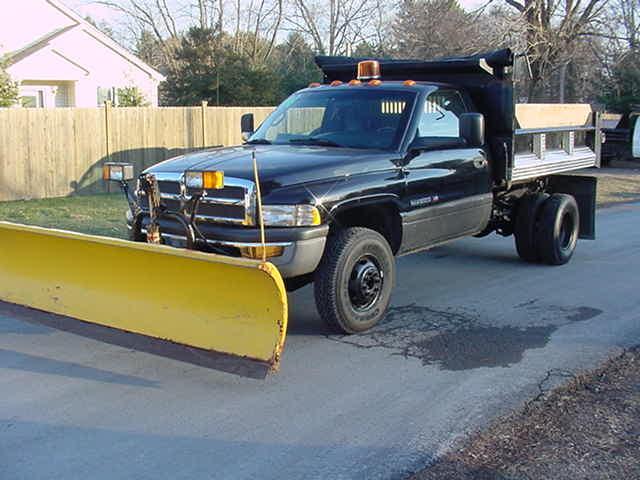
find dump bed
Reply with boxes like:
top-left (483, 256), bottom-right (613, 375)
top-left (315, 49), bottom-right (602, 189)
top-left (511, 104), bottom-right (600, 182)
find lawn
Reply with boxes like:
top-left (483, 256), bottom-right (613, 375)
top-left (0, 193), bottom-right (129, 239)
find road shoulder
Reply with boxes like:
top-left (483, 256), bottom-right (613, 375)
top-left (412, 346), bottom-right (640, 480)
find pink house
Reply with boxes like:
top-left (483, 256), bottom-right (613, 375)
top-left (1, 0), bottom-right (165, 107)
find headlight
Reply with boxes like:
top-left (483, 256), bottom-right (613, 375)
top-left (103, 162), bottom-right (134, 182)
top-left (261, 205), bottom-right (321, 227)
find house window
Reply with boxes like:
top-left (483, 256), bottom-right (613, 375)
top-left (97, 87), bottom-right (117, 106)
top-left (55, 84), bottom-right (72, 107)
top-left (21, 88), bottom-right (45, 108)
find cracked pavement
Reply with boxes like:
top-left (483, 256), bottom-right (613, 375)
top-left (2, 202), bottom-right (640, 480)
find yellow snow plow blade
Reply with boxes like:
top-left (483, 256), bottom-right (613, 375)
top-left (0, 221), bottom-right (288, 371)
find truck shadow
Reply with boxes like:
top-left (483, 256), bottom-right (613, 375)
top-left (70, 146), bottom-right (214, 196)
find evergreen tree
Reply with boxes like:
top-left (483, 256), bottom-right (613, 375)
top-left (135, 30), bottom-right (167, 72)
top-left (117, 86), bottom-right (150, 107)
top-left (0, 56), bottom-right (18, 108)
top-left (599, 51), bottom-right (640, 113)
top-left (272, 34), bottom-right (321, 100)
top-left (162, 28), bottom-right (283, 106)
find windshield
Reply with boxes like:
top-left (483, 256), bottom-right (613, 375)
top-left (249, 89), bottom-right (416, 150)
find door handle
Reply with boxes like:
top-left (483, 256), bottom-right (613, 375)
top-left (473, 158), bottom-right (488, 169)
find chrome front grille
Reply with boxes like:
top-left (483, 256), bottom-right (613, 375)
top-left (145, 172), bottom-right (255, 226)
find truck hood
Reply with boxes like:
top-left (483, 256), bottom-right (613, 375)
top-left (145, 144), bottom-right (397, 192)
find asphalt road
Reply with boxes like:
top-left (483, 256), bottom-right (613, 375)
top-left (2, 202), bottom-right (640, 480)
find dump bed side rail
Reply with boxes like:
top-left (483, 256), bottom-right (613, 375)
top-left (509, 105), bottom-right (602, 183)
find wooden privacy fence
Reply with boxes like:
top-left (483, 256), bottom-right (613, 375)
top-left (0, 104), bottom-right (275, 201)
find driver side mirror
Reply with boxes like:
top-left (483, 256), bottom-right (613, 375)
top-left (241, 113), bottom-right (254, 141)
top-left (460, 113), bottom-right (485, 148)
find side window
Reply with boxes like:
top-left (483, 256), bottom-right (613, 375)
top-left (417, 90), bottom-right (467, 138)
top-left (97, 87), bottom-right (117, 106)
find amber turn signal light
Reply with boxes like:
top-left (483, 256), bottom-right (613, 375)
top-left (185, 170), bottom-right (224, 190)
top-left (203, 171), bottom-right (224, 189)
top-left (240, 245), bottom-right (284, 259)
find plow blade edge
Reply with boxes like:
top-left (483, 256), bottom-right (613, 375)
top-left (0, 222), bottom-right (288, 371)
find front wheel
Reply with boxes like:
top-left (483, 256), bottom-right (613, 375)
top-left (314, 227), bottom-right (395, 334)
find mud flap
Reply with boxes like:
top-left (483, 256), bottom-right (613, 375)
top-left (549, 174), bottom-right (597, 240)
top-left (0, 222), bottom-right (288, 372)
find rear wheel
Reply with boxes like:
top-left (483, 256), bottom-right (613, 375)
top-left (535, 194), bottom-right (579, 265)
top-left (514, 193), bottom-right (549, 262)
top-left (314, 227), bottom-right (395, 334)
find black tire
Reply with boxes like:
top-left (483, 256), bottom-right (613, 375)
top-left (535, 194), bottom-right (579, 265)
top-left (314, 227), bottom-right (395, 334)
top-left (514, 193), bottom-right (549, 262)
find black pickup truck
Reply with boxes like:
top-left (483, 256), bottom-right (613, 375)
top-left (118, 49), bottom-right (602, 334)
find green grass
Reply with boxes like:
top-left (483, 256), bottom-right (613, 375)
top-left (0, 194), bottom-right (129, 239)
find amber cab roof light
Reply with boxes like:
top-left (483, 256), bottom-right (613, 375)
top-left (357, 60), bottom-right (380, 81)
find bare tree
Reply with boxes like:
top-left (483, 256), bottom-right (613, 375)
top-left (235, 0), bottom-right (284, 61)
top-left (499, 0), bottom-right (607, 99)
top-left (594, 0), bottom-right (640, 107)
top-left (393, 0), bottom-right (502, 59)
top-left (589, 0), bottom-right (637, 48)
top-left (98, 0), bottom-right (284, 69)
top-left (96, 0), bottom-right (183, 71)
top-left (287, 0), bottom-right (388, 55)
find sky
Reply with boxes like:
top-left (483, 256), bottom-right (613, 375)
top-left (66, 0), bottom-right (490, 29)
top-left (66, 1), bottom-right (123, 23)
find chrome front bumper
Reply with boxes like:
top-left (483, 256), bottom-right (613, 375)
top-left (129, 212), bottom-right (328, 278)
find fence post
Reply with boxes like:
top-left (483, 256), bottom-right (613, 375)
top-left (201, 100), bottom-right (208, 149)
top-left (104, 100), bottom-right (112, 193)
